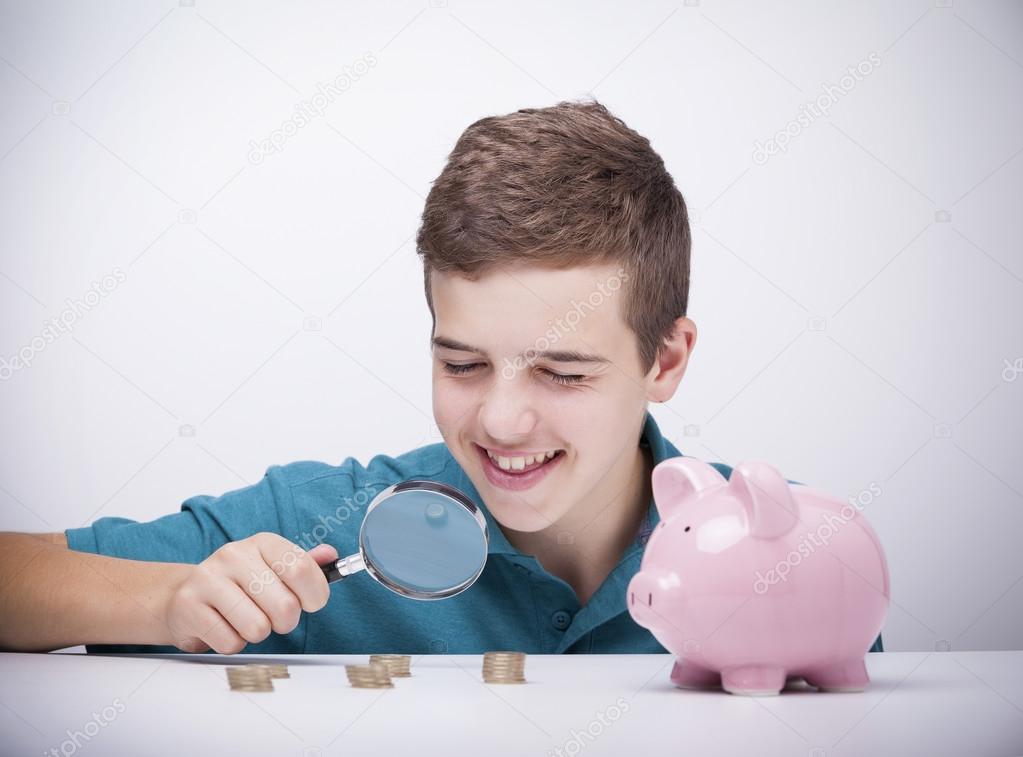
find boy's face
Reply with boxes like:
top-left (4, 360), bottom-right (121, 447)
top-left (430, 263), bottom-right (658, 533)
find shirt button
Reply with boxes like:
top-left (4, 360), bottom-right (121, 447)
top-left (551, 610), bottom-right (572, 630)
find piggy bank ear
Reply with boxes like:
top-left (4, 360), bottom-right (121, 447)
top-left (651, 457), bottom-right (727, 519)
top-left (730, 461), bottom-right (799, 539)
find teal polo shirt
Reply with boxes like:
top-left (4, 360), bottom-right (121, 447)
top-left (66, 411), bottom-right (882, 654)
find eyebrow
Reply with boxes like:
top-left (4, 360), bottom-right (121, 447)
top-left (431, 336), bottom-right (610, 364)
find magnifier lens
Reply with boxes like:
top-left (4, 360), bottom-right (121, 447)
top-left (361, 489), bottom-right (487, 595)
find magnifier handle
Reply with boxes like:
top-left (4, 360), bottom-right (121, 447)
top-left (321, 562), bottom-right (342, 583)
top-left (321, 552), bottom-right (366, 584)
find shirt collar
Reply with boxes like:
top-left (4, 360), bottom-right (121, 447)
top-left (443, 410), bottom-right (682, 559)
top-left (629, 409), bottom-right (682, 554)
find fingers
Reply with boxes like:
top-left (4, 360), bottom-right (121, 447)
top-left (307, 543), bottom-right (339, 566)
top-left (175, 636), bottom-right (211, 654)
top-left (238, 565), bottom-right (302, 635)
top-left (168, 580), bottom-right (250, 655)
top-left (166, 534), bottom-right (336, 656)
top-left (236, 542), bottom-right (337, 635)
top-left (190, 604), bottom-right (248, 655)
top-left (255, 536), bottom-right (331, 613)
top-left (206, 575), bottom-right (273, 646)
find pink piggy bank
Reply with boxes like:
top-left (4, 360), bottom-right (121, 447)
top-left (628, 457), bottom-right (889, 696)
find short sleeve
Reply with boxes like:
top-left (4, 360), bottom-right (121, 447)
top-left (63, 469), bottom-right (303, 654)
top-left (65, 470), bottom-right (288, 564)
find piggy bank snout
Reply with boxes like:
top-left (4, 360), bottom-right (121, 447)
top-left (626, 571), bottom-right (661, 627)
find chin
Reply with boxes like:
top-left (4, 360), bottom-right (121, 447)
top-left (486, 502), bottom-right (555, 533)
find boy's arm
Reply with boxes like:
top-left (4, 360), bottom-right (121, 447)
top-left (0, 531), bottom-right (191, 652)
top-left (0, 530), bottom-right (337, 653)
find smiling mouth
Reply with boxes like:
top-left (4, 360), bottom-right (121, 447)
top-left (474, 444), bottom-right (566, 474)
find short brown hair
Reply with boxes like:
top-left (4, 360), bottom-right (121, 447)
top-left (416, 99), bottom-right (690, 373)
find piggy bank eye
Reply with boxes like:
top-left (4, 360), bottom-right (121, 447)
top-left (684, 526), bottom-right (691, 532)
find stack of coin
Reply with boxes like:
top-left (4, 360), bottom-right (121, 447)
top-left (345, 663), bottom-right (394, 689)
top-left (243, 663), bottom-right (290, 679)
top-left (368, 654), bottom-right (412, 678)
top-left (226, 665), bottom-right (274, 692)
top-left (481, 651), bottom-right (527, 684)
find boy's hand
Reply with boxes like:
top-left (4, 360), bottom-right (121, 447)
top-left (163, 533), bottom-right (338, 654)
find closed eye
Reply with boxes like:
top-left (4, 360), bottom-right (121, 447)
top-left (441, 362), bottom-right (585, 385)
top-left (543, 370), bottom-right (585, 385)
top-left (441, 362), bottom-right (481, 376)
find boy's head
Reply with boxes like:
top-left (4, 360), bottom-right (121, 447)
top-left (416, 100), bottom-right (696, 533)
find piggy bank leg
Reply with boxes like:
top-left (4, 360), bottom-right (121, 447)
top-left (720, 666), bottom-right (786, 696)
top-left (804, 658), bottom-right (870, 693)
top-left (670, 659), bottom-right (720, 690)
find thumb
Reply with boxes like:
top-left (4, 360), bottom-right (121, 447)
top-left (307, 543), bottom-right (339, 566)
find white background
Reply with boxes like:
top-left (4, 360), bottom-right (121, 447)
top-left (1, 0), bottom-right (1021, 653)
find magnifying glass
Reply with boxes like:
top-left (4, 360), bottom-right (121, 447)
top-left (320, 480), bottom-right (489, 600)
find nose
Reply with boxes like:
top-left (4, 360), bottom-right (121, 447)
top-left (478, 370), bottom-right (539, 441)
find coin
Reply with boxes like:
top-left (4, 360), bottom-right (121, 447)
top-left (244, 663), bottom-right (290, 679)
top-left (482, 651), bottom-right (527, 684)
top-left (226, 666), bottom-right (274, 692)
top-left (369, 654), bottom-right (412, 678)
top-left (345, 663), bottom-right (394, 689)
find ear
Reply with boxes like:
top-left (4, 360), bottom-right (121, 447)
top-left (730, 461), bottom-right (800, 539)
top-left (646, 317), bottom-right (696, 402)
top-left (651, 457), bottom-right (727, 519)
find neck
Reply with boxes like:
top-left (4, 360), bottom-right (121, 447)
top-left (504, 434), bottom-right (653, 605)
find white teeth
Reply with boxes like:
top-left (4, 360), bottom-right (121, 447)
top-left (484, 447), bottom-right (560, 471)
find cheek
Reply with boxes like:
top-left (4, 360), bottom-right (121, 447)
top-left (431, 375), bottom-right (483, 433)
top-left (553, 390), bottom-right (628, 439)
top-left (431, 379), bottom-right (459, 429)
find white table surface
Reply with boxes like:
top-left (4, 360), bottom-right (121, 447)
top-left (1, 651), bottom-right (1021, 756)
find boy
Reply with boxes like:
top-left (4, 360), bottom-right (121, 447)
top-left (0, 100), bottom-right (882, 655)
